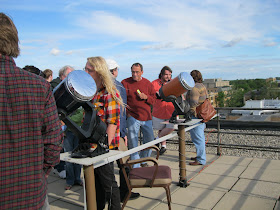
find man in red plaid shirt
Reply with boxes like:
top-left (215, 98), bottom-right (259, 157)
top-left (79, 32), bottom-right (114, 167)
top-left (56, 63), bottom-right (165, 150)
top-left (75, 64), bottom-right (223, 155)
top-left (0, 13), bottom-right (63, 209)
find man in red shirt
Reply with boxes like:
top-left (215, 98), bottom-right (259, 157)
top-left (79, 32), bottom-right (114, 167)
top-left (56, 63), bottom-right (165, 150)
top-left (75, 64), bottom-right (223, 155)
top-left (152, 66), bottom-right (175, 155)
top-left (122, 63), bottom-right (156, 168)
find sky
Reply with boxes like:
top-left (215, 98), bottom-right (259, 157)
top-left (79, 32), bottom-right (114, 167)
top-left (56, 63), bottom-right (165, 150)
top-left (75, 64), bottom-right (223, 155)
top-left (2, 0), bottom-right (280, 82)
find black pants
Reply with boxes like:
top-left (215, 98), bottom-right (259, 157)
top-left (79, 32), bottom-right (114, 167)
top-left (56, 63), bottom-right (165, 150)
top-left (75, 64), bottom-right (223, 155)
top-left (95, 162), bottom-right (121, 210)
top-left (117, 160), bottom-right (130, 200)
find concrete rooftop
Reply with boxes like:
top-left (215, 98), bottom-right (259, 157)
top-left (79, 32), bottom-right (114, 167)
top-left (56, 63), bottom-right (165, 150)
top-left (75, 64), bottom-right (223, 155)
top-left (47, 150), bottom-right (280, 210)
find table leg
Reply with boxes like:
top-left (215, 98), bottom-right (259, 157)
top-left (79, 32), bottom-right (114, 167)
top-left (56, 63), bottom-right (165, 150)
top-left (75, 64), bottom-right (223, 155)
top-left (84, 165), bottom-right (97, 210)
top-left (178, 125), bottom-right (189, 187)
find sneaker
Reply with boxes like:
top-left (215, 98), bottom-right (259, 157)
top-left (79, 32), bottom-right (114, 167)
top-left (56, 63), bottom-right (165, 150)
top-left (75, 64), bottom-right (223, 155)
top-left (58, 170), bottom-right (66, 179)
top-left (53, 169), bottom-right (66, 179)
top-left (159, 147), bottom-right (166, 155)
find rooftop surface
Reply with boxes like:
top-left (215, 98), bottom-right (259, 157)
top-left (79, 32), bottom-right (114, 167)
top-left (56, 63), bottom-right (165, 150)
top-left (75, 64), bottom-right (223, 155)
top-left (47, 150), bottom-right (280, 210)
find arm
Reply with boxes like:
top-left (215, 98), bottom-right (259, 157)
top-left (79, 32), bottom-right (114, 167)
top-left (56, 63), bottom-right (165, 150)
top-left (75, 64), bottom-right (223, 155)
top-left (105, 93), bottom-right (121, 147)
top-left (188, 86), bottom-right (200, 116)
top-left (138, 80), bottom-right (156, 105)
top-left (42, 86), bottom-right (64, 176)
top-left (146, 82), bottom-right (156, 105)
top-left (107, 124), bottom-right (117, 145)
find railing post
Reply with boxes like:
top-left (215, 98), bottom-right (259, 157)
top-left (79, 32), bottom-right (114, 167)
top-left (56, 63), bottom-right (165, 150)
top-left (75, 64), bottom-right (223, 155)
top-left (178, 124), bottom-right (189, 187)
top-left (216, 109), bottom-right (222, 155)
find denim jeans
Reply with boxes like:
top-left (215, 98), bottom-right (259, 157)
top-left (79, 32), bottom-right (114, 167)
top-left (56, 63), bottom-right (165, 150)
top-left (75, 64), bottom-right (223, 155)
top-left (127, 116), bottom-right (154, 168)
top-left (63, 130), bottom-right (82, 185)
top-left (190, 118), bottom-right (206, 165)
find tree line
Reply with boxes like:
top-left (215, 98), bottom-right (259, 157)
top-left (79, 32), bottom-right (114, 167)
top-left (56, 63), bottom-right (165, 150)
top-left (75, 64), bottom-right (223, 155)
top-left (215, 79), bottom-right (280, 107)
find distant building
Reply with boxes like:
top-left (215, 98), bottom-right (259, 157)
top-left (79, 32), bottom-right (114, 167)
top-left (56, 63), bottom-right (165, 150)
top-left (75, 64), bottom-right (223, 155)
top-left (204, 78), bottom-right (230, 89)
top-left (231, 99), bottom-right (280, 116)
top-left (266, 77), bottom-right (276, 83)
top-left (203, 78), bottom-right (231, 107)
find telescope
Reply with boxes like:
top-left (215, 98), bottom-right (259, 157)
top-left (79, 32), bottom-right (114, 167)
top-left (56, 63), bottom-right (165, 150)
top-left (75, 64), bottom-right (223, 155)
top-left (53, 70), bottom-right (109, 158)
top-left (158, 72), bottom-right (195, 123)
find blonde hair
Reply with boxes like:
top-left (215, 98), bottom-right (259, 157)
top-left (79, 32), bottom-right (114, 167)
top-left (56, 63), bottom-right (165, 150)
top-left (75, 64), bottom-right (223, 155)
top-left (87, 56), bottom-right (124, 107)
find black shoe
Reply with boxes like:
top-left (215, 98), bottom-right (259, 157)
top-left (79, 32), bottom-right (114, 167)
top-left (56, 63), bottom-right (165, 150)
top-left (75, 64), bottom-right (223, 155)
top-left (121, 192), bottom-right (140, 202)
top-left (155, 143), bottom-right (160, 149)
top-left (159, 147), bottom-right (166, 155)
top-left (129, 192), bottom-right (140, 200)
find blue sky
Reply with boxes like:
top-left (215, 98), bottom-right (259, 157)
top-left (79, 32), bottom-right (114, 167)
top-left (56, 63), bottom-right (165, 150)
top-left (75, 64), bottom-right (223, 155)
top-left (2, 0), bottom-right (280, 82)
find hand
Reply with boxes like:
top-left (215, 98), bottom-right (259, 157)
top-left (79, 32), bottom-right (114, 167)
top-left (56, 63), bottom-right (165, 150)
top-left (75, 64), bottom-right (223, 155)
top-left (123, 136), bottom-right (128, 146)
top-left (138, 92), bottom-right (148, 100)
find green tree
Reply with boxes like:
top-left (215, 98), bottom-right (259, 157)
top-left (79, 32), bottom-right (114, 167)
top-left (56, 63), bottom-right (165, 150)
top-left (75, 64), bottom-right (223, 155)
top-left (225, 78), bottom-right (280, 107)
top-left (227, 89), bottom-right (245, 107)
top-left (216, 91), bottom-right (225, 107)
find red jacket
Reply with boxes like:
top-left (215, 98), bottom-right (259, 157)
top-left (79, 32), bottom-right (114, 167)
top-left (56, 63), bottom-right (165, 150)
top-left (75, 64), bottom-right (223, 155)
top-left (152, 79), bottom-right (174, 119)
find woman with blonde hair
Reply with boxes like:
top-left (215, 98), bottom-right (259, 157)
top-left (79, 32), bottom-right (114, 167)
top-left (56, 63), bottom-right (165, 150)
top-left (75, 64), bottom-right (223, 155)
top-left (84, 56), bottom-right (122, 210)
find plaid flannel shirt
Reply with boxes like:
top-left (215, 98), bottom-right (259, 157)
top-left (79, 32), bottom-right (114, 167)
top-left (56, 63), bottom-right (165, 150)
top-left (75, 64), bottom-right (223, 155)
top-left (91, 88), bottom-right (120, 149)
top-left (0, 55), bottom-right (63, 209)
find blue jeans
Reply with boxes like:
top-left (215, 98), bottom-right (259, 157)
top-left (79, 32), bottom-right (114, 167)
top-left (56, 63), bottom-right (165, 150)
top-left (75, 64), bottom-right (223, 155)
top-left (64, 131), bottom-right (82, 185)
top-left (190, 118), bottom-right (206, 165)
top-left (127, 116), bottom-right (154, 168)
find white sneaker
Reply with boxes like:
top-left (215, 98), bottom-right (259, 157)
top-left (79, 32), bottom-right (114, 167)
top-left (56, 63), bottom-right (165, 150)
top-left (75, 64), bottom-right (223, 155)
top-left (58, 170), bottom-right (66, 179)
top-left (53, 169), bottom-right (66, 179)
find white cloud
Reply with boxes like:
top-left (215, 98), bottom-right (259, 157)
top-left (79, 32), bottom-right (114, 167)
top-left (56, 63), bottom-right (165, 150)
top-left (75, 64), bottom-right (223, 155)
top-left (5, 0), bottom-right (280, 81)
top-left (50, 48), bottom-right (60, 56)
top-left (75, 0), bottom-right (270, 51)
top-left (77, 11), bottom-right (157, 42)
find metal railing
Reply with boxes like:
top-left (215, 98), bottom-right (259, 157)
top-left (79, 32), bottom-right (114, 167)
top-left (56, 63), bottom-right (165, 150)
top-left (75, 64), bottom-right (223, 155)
top-left (207, 107), bottom-right (280, 154)
top-left (162, 107), bottom-right (280, 154)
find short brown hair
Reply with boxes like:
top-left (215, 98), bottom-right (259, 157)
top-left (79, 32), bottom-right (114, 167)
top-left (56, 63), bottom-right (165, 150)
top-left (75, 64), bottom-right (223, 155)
top-left (131, 63), bottom-right (143, 71)
top-left (43, 69), bottom-right (53, 79)
top-left (190, 70), bottom-right (203, 83)
top-left (0, 13), bottom-right (20, 57)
